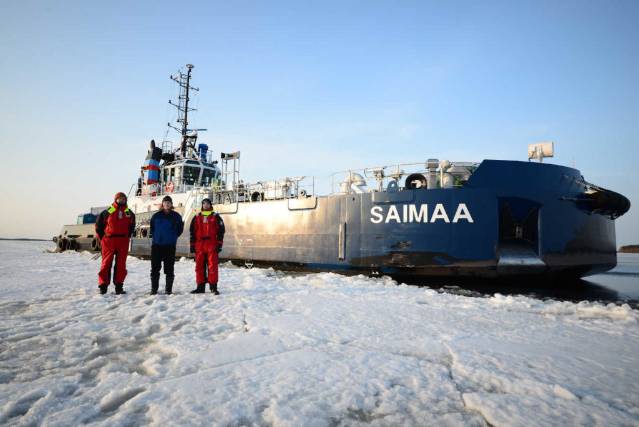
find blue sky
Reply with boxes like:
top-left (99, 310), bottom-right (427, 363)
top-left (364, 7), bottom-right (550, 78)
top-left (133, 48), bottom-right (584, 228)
top-left (1, 0), bottom-right (638, 245)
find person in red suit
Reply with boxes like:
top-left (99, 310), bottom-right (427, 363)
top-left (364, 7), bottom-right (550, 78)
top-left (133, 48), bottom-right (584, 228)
top-left (190, 198), bottom-right (225, 294)
top-left (95, 192), bottom-right (136, 295)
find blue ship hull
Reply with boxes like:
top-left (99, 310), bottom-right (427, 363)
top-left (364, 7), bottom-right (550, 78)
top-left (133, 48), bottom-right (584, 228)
top-left (134, 160), bottom-right (622, 280)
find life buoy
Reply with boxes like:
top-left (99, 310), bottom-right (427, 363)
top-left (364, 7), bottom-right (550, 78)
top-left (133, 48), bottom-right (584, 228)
top-left (165, 182), bottom-right (174, 193)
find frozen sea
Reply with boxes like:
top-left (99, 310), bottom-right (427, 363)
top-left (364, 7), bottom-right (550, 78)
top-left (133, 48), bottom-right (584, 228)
top-left (412, 253), bottom-right (639, 309)
top-left (0, 241), bottom-right (638, 426)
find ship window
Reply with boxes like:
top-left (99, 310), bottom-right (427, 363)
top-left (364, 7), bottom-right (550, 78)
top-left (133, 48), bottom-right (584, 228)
top-left (183, 166), bottom-right (200, 185)
top-left (163, 168), bottom-right (175, 183)
top-left (201, 168), bottom-right (216, 186)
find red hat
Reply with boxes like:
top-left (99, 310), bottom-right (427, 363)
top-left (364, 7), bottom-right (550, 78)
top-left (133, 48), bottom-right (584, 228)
top-left (114, 192), bottom-right (127, 202)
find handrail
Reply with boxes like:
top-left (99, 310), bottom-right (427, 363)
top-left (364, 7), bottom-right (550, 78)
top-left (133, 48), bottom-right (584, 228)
top-left (127, 183), bottom-right (137, 199)
top-left (130, 159), bottom-right (479, 202)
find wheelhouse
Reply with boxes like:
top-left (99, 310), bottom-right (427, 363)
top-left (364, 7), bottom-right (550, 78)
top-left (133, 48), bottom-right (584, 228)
top-left (161, 159), bottom-right (221, 192)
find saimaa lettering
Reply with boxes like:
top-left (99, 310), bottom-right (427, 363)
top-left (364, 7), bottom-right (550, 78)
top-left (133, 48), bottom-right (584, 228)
top-left (370, 203), bottom-right (474, 224)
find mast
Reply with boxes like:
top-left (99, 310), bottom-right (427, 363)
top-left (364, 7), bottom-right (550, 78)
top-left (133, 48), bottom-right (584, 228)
top-left (182, 65), bottom-right (192, 141)
top-left (169, 64), bottom-right (199, 156)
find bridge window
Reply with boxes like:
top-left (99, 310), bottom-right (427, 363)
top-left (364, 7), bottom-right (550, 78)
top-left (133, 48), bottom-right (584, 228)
top-left (163, 167), bottom-right (175, 183)
top-left (201, 168), bottom-right (217, 186)
top-left (183, 166), bottom-right (200, 185)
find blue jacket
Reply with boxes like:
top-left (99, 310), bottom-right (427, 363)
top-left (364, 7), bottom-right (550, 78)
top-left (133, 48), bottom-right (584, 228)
top-left (150, 210), bottom-right (184, 246)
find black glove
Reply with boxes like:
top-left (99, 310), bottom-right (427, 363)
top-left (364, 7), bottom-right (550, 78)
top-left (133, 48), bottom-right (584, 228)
top-left (217, 246), bottom-right (223, 253)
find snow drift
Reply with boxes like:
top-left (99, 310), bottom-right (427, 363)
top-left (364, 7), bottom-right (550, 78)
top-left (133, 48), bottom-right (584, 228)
top-left (0, 241), bottom-right (637, 426)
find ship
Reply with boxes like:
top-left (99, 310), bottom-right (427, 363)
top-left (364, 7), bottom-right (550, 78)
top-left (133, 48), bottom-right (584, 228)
top-left (54, 64), bottom-right (631, 281)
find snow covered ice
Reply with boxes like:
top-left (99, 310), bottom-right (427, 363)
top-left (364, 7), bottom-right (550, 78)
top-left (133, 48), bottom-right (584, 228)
top-left (1, 241), bottom-right (638, 426)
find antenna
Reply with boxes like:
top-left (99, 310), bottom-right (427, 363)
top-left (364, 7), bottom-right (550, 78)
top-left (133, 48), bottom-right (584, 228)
top-left (168, 64), bottom-right (200, 156)
top-left (528, 142), bottom-right (554, 163)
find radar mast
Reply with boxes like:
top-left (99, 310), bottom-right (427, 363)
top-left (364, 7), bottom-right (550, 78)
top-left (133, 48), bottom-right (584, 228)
top-left (168, 64), bottom-right (206, 157)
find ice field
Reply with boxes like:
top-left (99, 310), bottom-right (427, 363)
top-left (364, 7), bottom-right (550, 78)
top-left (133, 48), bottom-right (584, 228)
top-left (1, 241), bottom-right (638, 426)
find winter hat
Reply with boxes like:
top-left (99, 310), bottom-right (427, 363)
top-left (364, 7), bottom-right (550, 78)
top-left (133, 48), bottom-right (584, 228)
top-left (114, 192), bottom-right (127, 202)
top-left (162, 195), bottom-right (173, 203)
top-left (201, 198), bottom-right (212, 207)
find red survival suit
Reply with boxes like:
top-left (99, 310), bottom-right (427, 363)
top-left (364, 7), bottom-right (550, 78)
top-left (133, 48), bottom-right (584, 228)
top-left (95, 193), bottom-right (136, 287)
top-left (190, 211), bottom-right (225, 285)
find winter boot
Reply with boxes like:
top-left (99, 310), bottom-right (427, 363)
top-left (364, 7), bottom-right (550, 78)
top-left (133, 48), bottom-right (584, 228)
top-left (115, 284), bottom-right (127, 295)
top-left (165, 276), bottom-right (174, 295)
top-left (210, 283), bottom-right (220, 295)
top-left (151, 276), bottom-right (159, 295)
top-left (190, 283), bottom-right (206, 294)
top-left (99, 284), bottom-right (108, 295)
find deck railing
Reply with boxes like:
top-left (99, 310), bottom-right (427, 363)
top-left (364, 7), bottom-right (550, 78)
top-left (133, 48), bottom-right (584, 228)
top-left (131, 160), bottom-right (479, 204)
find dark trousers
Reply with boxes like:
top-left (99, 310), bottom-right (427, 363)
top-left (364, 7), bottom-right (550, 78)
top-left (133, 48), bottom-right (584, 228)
top-left (151, 244), bottom-right (176, 282)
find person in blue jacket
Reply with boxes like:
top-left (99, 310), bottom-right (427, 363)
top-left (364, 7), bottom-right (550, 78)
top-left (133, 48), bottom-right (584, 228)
top-left (150, 195), bottom-right (184, 294)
